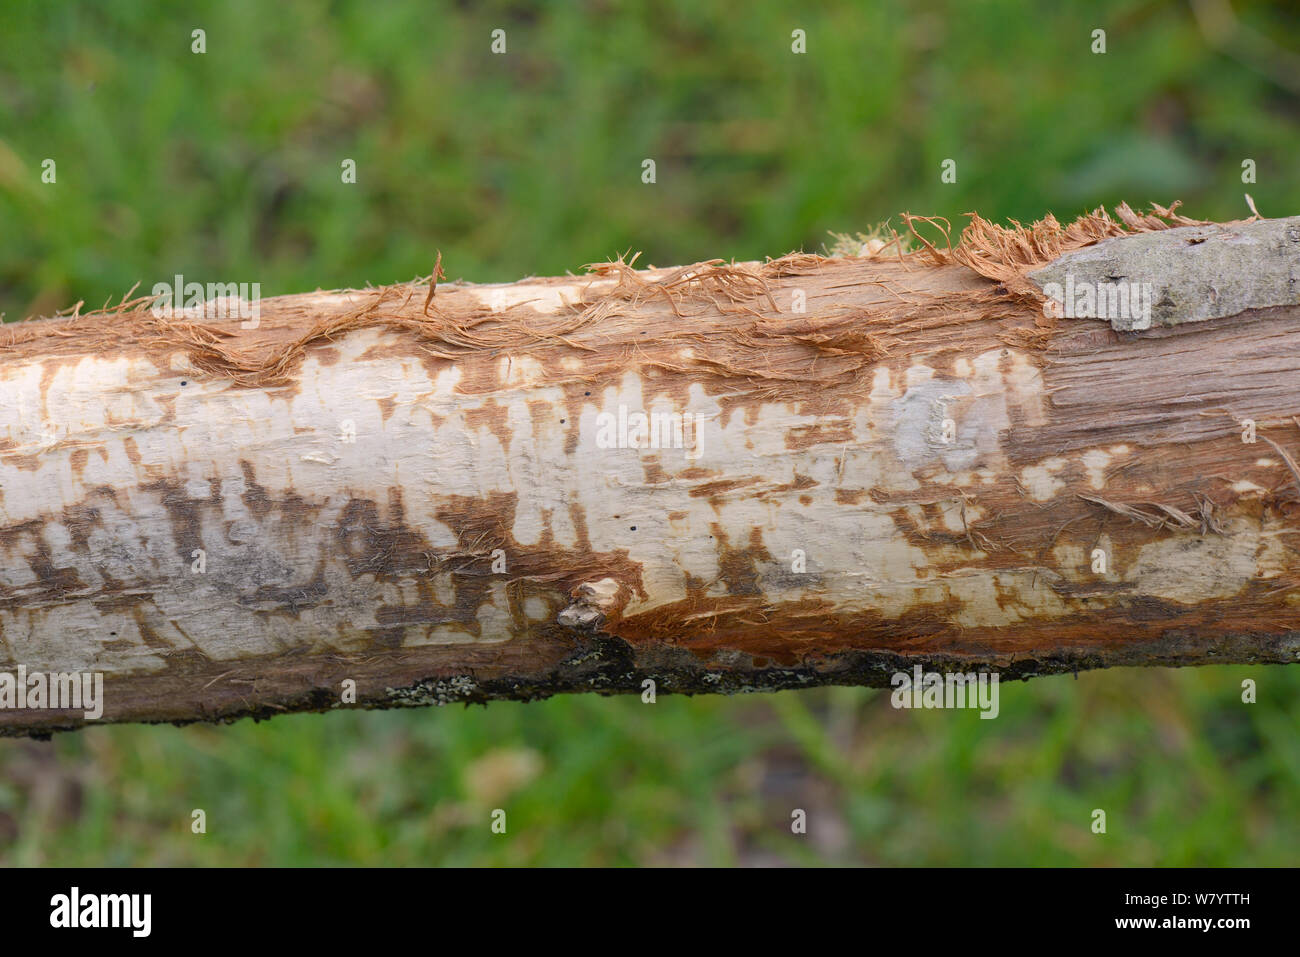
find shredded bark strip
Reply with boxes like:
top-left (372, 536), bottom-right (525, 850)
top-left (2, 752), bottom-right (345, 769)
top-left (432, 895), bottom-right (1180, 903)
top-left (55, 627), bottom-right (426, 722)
top-left (1, 202), bottom-right (1223, 390)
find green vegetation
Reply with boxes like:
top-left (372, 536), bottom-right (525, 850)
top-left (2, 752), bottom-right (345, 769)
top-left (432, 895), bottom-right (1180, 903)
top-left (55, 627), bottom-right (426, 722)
top-left (2, 0), bottom-right (1298, 865)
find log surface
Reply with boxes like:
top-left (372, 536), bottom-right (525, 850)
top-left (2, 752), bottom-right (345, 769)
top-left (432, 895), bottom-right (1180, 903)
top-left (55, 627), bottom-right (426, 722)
top-left (2, 205), bottom-right (1299, 734)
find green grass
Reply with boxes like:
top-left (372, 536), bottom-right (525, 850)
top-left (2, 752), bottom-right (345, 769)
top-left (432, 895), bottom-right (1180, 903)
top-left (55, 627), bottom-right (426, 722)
top-left (4, 666), bottom-right (1299, 866)
top-left (1, 0), bottom-right (1299, 865)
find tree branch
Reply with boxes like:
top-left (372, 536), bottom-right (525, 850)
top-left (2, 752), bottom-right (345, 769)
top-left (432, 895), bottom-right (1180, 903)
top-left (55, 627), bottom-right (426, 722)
top-left (2, 204), bottom-right (1298, 735)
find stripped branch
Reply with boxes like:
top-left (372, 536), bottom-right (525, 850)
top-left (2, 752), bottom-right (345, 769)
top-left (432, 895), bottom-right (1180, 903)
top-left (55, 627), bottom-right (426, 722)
top-left (2, 203), bottom-right (1299, 736)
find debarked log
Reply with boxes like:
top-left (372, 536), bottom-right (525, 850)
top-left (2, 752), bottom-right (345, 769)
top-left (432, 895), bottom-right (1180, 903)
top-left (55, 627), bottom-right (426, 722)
top-left (2, 201), bottom-right (1300, 735)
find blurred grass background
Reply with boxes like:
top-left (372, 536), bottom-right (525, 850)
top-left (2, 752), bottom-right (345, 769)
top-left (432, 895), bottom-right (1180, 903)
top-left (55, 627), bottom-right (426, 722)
top-left (1, 0), bottom-right (1299, 865)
